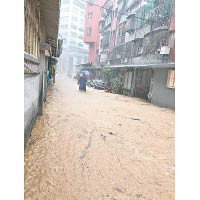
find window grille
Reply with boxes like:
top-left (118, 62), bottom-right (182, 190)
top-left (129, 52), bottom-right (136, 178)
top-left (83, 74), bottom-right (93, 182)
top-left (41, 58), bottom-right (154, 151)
top-left (167, 70), bottom-right (175, 88)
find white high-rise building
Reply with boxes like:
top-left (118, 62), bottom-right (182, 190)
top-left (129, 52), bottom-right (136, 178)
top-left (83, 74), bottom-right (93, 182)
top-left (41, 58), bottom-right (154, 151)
top-left (58, 0), bottom-right (89, 74)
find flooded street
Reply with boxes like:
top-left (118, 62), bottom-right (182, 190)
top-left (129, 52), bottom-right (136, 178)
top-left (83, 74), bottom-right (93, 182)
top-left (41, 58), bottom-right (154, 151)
top-left (24, 76), bottom-right (175, 200)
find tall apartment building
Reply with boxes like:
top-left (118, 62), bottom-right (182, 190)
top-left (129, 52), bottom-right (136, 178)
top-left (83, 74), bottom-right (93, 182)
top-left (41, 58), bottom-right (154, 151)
top-left (58, 0), bottom-right (89, 74)
top-left (97, 0), bottom-right (175, 109)
top-left (99, 0), bottom-right (117, 65)
top-left (84, 0), bottom-right (106, 66)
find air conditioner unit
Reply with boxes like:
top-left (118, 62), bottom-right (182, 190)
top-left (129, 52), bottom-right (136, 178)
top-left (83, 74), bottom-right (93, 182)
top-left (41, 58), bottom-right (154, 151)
top-left (107, 59), bottom-right (111, 65)
top-left (160, 46), bottom-right (170, 55)
top-left (124, 58), bottom-right (128, 63)
top-left (138, 47), bottom-right (143, 55)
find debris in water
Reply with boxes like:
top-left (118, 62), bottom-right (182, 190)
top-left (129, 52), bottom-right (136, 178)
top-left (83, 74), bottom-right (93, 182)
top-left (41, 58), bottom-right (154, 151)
top-left (100, 134), bottom-right (106, 141)
top-left (129, 118), bottom-right (140, 121)
top-left (113, 187), bottom-right (125, 193)
top-left (136, 193), bottom-right (143, 198)
top-left (109, 132), bottom-right (115, 135)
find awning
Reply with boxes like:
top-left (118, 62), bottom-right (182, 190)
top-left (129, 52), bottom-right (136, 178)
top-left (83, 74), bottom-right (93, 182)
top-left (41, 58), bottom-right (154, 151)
top-left (127, 13), bottom-right (135, 19)
top-left (76, 63), bottom-right (92, 68)
top-left (104, 62), bottom-right (175, 69)
top-left (82, 67), bottom-right (102, 70)
top-left (40, 0), bottom-right (61, 57)
top-left (40, 0), bottom-right (60, 41)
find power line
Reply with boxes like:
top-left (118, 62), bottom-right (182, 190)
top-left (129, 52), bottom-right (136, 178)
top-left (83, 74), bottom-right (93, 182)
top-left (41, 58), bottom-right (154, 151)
top-left (78, 0), bottom-right (154, 22)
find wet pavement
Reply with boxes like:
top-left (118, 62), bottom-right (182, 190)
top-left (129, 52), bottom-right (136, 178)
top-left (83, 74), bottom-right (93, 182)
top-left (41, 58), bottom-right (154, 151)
top-left (24, 76), bottom-right (175, 200)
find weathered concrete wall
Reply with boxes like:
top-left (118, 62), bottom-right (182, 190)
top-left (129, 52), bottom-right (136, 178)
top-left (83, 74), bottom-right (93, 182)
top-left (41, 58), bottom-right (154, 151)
top-left (24, 74), bottom-right (40, 146)
top-left (43, 56), bottom-right (48, 102)
top-left (38, 52), bottom-right (46, 115)
top-left (131, 68), bottom-right (154, 99)
top-left (151, 68), bottom-right (175, 109)
top-left (126, 25), bottom-right (151, 43)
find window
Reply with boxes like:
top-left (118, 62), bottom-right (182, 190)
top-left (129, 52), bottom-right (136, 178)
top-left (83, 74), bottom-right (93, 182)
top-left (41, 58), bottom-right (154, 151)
top-left (60, 16), bottom-right (68, 24)
top-left (70, 40), bottom-right (76, 45)
top-left (78, 43), bottom-right (84, 47)
top-left (77, 57), bottom-right (81, 64)
top-left (72, 7), bottom-right (79, 14)
top-left (84, 43), bottom-right (89, 48)
top-left (59, 30), bottom-right (68, 38)
top-left (78, 34), bottom-right (83, 40)
top-left (73, 0), bottom-right (85, 9)
top-left (88, 0), bottom-right (93, 6)
top-left (87, 27), bottom-right (91, 36)
top-left (62, 0), bottom-right (69, 4)
top-left (72, 16), bottom-right (77, 22)
top-left (167, 70), bottom-right (175, 88)
top-left (60, 24), bottom-right (68, 29)
top-left (84, 56), bottom-right (87, 63)
top-left (102, 31), bottom-right (110, 48)
top-left (88, 12), bottom-right (93, 20)
top-left (168, 32), bottom-right (175, 48)
top-left (79, 27), bottom-right (84, 32)
top-left (61, 7), bottom-right (69, 13)
top-left (70, 32), bottom-right (77, 38)
top-left (105, 14), bottom-right (112, 27)
top-left (63, 40), bottom-right (68, 44)
top-left (89, 43), bottom-right (94, 48)
top-left (80, 18), bottom-right (84, 24)
top-left (100, 39), bottom-right (103, 48)
top-left (115, 8), bottom-right (118, 17)
top-left (24, 12), bottom-right (40, 58)
top-left (71, 24), bottom-right (77, 30)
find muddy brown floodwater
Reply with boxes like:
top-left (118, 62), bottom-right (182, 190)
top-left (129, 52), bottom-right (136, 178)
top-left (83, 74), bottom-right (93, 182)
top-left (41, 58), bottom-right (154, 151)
top-left (24, 76), bottom-right (175, 200)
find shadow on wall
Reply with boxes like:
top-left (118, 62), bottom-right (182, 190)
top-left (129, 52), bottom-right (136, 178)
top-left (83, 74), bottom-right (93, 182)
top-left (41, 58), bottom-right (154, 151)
top-left (24, 74), bottom-right (40, 147)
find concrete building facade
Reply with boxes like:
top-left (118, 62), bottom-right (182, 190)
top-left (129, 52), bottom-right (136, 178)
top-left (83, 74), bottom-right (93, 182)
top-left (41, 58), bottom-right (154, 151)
top-left (58, 0), bottom-right (89, 75)
top-left (98, 0), bottom-right (175, 109)
top-left (84, 0), bottom-right (106, 65)
top-left (24, 0), bottom-right (62, 147)
top-left (150, 0), bottom-right (175, 109)
top-left (98, 0), bottom-right (117, 65)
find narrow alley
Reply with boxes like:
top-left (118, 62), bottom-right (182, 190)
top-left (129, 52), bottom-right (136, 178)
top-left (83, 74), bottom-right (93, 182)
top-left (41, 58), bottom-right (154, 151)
top-left (24, 76), bottom-right (175, 200)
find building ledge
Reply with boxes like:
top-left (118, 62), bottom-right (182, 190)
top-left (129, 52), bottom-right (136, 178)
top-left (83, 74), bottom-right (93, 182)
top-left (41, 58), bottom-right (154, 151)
top-left (84, 41), bottom-right (95, 45)
top-left (104, 62), bottom-right (175, 69)
top-left (24, 52), bottom-right (40, 64)
top-left (24, 63), bottom-right (39, 74)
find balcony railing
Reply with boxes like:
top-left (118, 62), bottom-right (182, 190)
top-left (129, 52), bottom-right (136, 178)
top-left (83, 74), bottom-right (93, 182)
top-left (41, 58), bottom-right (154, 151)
top-left (143, 29), bottom-right (168, 54)
top-left (117, 35), bottom-right (125, 45)
top-left (100, 0), bottom-right (113, 18)
top-left (151, 16), bottom-right (170, 30)
top-left (126, 14), bottom-right (135, 33)
top-left (24, 52), bottom-right (40, 74)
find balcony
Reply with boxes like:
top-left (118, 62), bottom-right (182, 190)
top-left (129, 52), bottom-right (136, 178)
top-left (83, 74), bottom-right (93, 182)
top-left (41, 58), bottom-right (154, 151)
top-left (100, 0), bottom-right (113, 18)
top-left (99, 20), bottom-right (105, 33)
top-left (117, 35), bottom-right (125, 45)
top-left (143, 29), bottom-right (168, 55)
top-left (104, 17), bottom-right (112, 29)
top-left (101, 31), bottom-right (110, 50)
top-left (100, 53), bottom-right (108, 64)
top-left (151, 16), bottom-right (170, 30)
top-left (126, 14), bottom-right (135, 33)
top-left (147, 3), bottom-right (171, 31)
top-left (125, 39), bottom-right (143, 58)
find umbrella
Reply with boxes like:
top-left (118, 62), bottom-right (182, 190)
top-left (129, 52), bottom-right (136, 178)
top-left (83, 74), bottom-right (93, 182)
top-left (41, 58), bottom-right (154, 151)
top-left (80, 71), bottom-right (91, 76)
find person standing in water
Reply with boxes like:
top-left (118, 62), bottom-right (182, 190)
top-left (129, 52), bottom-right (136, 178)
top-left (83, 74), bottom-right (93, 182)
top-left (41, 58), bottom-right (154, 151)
top-left (78, 74), bottom-right (87, 91)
